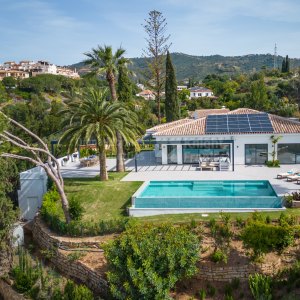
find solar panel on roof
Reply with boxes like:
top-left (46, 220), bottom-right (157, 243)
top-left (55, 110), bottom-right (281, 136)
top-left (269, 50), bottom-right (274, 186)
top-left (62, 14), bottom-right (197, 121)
top-left (205, 113), bottom-right (274, 134)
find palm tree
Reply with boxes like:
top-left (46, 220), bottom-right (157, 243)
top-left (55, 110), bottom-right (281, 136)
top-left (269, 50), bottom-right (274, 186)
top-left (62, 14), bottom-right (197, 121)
top-left (84, 45), bottom-right (130, 172)
top-left (60, 88), bottom-right (140, 181)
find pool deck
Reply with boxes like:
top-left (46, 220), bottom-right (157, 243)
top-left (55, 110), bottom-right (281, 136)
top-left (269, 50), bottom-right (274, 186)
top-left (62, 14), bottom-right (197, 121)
top-left (60, 158), bottom-right (300, 197)
top-left (122, 165), bottom-right (300, 197)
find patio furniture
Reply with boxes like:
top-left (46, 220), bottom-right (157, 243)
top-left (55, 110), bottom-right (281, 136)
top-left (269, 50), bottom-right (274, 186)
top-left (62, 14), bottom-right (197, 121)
top-left (277, 169), bottom-right (296, 179)
top-left (199, 156), bottom-right (230, 171)
top-left (79, 155), bottom-right (99, 167)
top-left (286, 173), bottom-right (300, 182)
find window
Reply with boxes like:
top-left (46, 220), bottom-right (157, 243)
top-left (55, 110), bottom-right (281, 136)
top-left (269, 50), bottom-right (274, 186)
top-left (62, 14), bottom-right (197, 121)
top-left (278, 143), bottom-right (300, 164)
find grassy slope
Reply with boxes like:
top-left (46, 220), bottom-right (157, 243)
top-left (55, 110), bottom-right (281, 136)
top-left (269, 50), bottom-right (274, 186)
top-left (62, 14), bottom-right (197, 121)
top-left (63, 173), bottom-right (300, 223)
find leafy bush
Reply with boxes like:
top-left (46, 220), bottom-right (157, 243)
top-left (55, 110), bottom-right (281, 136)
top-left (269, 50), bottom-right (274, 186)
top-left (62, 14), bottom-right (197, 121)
top-left (69, 197), bottom-right (84, 221)
top-left (235, 216), bottom-right (245, 228)
top-left (266, 160), bottom-right (280, 167)
top-left (241, 222), bottom-right (294, 258)
top-left (278, 213), bottom-right (296, 226)
top-left (105, 223), bottom-right (199, 300)
top-left (64, 280), bottom-right (94, 300)
top-left (249, 273), bottom-right (272, 300)
top-left (12, 248), bottom-right (40, 293)
top-left (206, 283), bottom-right (216, 297)
top-left (199, 288), bottom-right (206, 300)
top-left (211, 249), bottom-right (228, 264)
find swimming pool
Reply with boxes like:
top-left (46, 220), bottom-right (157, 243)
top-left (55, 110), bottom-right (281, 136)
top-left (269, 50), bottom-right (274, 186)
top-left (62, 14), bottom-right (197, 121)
top-left (129, 180), bottom-right (284, 216)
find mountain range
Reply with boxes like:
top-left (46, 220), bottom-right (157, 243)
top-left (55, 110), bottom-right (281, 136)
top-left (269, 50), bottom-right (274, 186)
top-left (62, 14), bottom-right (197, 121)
top-left (71, 52), bottom-right (300, 81)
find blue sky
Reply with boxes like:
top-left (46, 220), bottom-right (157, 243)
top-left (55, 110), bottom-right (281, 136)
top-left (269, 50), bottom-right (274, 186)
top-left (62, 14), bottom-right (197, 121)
top-left (1, 0), bottom-right (300, 65)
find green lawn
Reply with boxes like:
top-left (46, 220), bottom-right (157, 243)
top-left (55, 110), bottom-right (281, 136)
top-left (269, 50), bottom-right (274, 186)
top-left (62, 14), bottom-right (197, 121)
top-left (64, 173), bottom-right (300, 223)
top-left (64, 172), bottom-right (142, 221)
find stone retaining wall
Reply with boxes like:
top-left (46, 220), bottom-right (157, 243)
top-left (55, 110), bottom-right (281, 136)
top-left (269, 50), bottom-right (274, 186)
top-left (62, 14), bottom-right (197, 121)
top-left (32, 216), bottom-right (283, 291)
top-left (197, 261), bottom-right (280, 282)
top-left (32, 217), bottom-right (109, 297)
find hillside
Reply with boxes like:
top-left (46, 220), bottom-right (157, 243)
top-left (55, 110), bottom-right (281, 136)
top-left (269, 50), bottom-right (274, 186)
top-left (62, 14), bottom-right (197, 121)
top-left (71, 52), bottom-right (300, 81)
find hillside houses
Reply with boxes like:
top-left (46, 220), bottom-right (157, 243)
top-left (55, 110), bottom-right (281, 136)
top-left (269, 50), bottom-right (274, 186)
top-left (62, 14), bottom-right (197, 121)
top-left (0, 60), bottom-right (80, 80)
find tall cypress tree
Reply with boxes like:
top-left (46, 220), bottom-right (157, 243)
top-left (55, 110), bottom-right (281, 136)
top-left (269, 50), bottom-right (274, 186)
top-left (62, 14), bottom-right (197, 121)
top-left (165, 51), bottom-right (180, 122)
top-left (117, 66), bottom-right (132, 102)
top-left (281, 57), bottom-right (286, 73)
top-left (285, 55), bottom-right (290, 73)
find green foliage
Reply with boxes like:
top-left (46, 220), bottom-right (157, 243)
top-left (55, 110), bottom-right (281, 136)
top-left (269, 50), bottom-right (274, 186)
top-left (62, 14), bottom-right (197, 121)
top-left (19, 74), bottom-right (67, 94)
top-left (105, 223), bottom-right (199, 300)
top-left (67, 251), bottom-right (86, 262)
top-left (211, 248), bottom-right (228, 264)
top-left (41, 191), bottom-right (130, 236)
top-left (0, 158), bottom-right (18, 272)
top-left (60, 87), bottom-right (140, 180)
top-left (69, 197), bottom-right (84, 221)
top-left (266, 160), bottom-right (280, 167)
top-left (117, 65), bottom-right (133, 102)
top-left (206, 283), bottom-right (216, 297)
top-left (2, 76), bottom-right (17, 89)
top-left (278, 213), bottom-right (296, 226)
top-left (12, 247), bottom-right (40, 293)
top-left (165, 51), bottom-right (180, 122)
top-left (249, 273), bottom-right (272, 300)
top-left (199, 288), bottom-right (206, 300)
top-left (241, 222), bottom-right (294, 258)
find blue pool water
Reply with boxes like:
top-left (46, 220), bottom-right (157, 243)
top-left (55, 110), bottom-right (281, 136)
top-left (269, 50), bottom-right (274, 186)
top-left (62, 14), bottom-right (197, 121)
top-left (133, 180), bottom-right (282, 209)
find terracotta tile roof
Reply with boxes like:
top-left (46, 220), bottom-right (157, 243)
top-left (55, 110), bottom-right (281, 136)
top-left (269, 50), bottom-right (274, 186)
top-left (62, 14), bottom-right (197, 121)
top-left (194, 108), bottom-right (230, 119)
top-left (152, 108), bottom-right (300, 136)
top-left (227, 108), bottom-right (261, 114)
top-left (147, 119), bottom-right (193, 133)
top-left (269, 114), bottom-right (300, 134)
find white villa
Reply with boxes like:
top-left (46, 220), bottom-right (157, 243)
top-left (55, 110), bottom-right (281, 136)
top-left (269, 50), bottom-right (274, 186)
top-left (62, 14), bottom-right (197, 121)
top-left (146, 108), bottom-right (300, 171)
top-left (190, 86), bottom-right (214, 98)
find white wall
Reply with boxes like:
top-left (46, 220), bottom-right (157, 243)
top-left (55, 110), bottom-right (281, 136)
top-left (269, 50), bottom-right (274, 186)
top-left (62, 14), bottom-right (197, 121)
top-left (17, 166), bottom-right (47, 220)
top-left (156, 133), bottom-right (300, 166)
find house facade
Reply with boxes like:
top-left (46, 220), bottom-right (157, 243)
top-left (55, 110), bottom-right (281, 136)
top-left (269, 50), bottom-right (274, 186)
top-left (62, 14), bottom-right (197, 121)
top-left (146, 108), bottom-right (300, 170)
top-left (190, 86), bottom-right (214, 98)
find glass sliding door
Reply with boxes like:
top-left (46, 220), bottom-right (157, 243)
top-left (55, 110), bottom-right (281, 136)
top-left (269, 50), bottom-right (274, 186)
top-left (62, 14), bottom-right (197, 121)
top-left (182, 144), bottom-right (230, 164)
top-left (245, 144), bottom-right (268, 165)
top-left (278, 143), bottom-right (300, 164)
top-left (167, 145), bottom-right (177, 164)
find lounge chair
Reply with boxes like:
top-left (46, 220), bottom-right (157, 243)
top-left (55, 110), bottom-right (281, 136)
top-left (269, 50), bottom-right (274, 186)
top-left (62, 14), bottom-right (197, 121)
top-left (287, 173), bottom-right (300, 182)
top-left (277, 169), bottom-right (296, 179)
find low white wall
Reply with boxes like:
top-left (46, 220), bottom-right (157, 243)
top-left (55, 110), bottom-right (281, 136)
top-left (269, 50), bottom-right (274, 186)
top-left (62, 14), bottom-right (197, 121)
top-left (129, 207), bottom-right (286, 217)
top-left (17, 166), bottom-right (47, 220)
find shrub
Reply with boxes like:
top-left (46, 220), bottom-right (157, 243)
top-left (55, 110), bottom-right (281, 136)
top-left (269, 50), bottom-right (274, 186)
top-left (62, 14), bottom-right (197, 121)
top-left (199, 288), bottom-right (206, 300)
top-left (105, 223), bottom-right (199, 300)
top-left (64, 280), bottom-right (94, 300)
top-left (235, 216), bottom-right (245, 228)
top-left (69, 197), bottom-right (84, 221)
top-left (249, 273), bottom-right (272, 300)
top-left (211, 249), bottom-right (228, 264)
top-left (206, 283), bottom-right (216, 297)
top-left (278, 213), bottom-right (296, 226)
top-left (241, 222), bottom-right (294, 258)
top-left (266, 160), bottom-right (280, 167)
